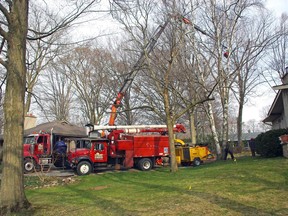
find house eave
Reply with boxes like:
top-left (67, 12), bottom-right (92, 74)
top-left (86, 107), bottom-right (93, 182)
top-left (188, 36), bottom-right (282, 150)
top-left (263, 114), bottom-right (281, 123)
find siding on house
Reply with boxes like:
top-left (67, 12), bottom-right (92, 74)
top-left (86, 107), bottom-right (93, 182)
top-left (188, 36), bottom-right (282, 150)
top-left (263, 73), bottom-right (288, 129)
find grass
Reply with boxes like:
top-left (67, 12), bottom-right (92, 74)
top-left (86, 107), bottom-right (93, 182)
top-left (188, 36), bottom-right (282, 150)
top-left (10, 157), bottom-right (288, 215)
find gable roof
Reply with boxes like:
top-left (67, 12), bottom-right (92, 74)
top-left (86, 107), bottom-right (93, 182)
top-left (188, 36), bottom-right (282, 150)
top-left (24, 120), bottom-right (87, 137)
top-left (263, 90), bottom-right (283, 123)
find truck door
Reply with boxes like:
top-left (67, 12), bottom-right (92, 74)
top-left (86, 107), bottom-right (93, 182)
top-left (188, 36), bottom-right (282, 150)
top-left (36, 135), bottom-right (45, 155)
top-left (36, 134), bottom-right (50, 155)
top-left (92, 142), bottom-right (107, 163)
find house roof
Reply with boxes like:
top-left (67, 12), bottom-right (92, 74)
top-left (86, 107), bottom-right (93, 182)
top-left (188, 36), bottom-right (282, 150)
top-left (263, 90), bottom-right (283, 123)
top-left (24, 120), bottom-right (87, 137)
top-left (229, 132), bottom-right (261, 142)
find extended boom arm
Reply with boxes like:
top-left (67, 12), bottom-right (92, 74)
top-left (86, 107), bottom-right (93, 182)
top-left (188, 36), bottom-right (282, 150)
top-left (108, 20), bottom-right (170, 126)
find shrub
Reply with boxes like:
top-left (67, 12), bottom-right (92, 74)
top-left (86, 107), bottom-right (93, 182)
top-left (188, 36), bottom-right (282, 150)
top-left (255, 129), bottom-right (287, 157)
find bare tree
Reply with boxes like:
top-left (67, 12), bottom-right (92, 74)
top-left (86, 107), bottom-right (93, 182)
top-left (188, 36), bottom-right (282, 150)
top-left (25, 4), bottom-right (67, 114)
top-left (55, 44), bottom-right (116, 125)
top-left (268, 13), bottom-right (288, 79)
top-left (0, 1), bottom-right (100, 214)
top-left (224, 7), bottom-right (275, 147)
top-left (192, 0), bottom-right (266, 156)
top-left (39, 62), bottom-right (74, 121)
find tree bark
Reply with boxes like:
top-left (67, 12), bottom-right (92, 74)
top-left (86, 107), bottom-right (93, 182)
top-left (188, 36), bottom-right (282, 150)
top-left (221, 78), bottom-right (230, 154)
top-left (189, 110), bottom-right (197, 145)
top-left (24, 88), bottom-right (32, 114)
top-left (237, 91), bottom-right (244, 147)
top-left (206, 101), bottom-right (221, 158)
top-left (0, 1), bottom-right (31, 214)
top-left (163, 88), bottom-right (178, 172)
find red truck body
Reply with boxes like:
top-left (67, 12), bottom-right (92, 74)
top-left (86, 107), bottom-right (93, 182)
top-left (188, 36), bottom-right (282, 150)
top-left (23, 133), bottom-right (53, 173)
top-left (67, 125), bottom-right (182, 175)
top-left (23, 133), bottom-right (67, 173)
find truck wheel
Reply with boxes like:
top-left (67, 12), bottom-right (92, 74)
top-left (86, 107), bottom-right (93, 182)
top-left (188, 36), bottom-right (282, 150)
top-left (138, 158), bottom-right (152, 171)
top-left (24, 158), bottom-right (35, 173)
top-left (193, 158), bottom-right (201, 166)
top-left (77, 161), bottom-right (92, 176)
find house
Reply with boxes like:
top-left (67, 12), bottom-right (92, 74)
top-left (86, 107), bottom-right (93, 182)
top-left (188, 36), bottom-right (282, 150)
top-left (263, 73), bottom-right (288, 129)
top-left (263, 72), bottom-right (288, 158)
top-left (229, 132), bottom-right (261, 150)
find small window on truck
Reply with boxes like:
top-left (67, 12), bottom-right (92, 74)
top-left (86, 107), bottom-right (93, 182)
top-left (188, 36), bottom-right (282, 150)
top-left (84, 141), bottom-right (91, 149)
top-left (23, 137), bottom-right (36, 144)
top-left (37, 136), bottom-right (43, 144)
top-left (76, 140), bottom-right (91, 149)
top-left (95, 143), bottom-right (104, 151)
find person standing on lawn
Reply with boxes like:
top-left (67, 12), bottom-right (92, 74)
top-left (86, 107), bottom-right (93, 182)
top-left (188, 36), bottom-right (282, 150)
top-left (224, 142), bottom-right (236, 161)
top-left (249, 138), bottom-right (256, 157)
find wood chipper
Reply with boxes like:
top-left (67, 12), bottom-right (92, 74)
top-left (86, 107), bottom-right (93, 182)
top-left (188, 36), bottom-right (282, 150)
top-left (175, 141), bottom-right (214, 166)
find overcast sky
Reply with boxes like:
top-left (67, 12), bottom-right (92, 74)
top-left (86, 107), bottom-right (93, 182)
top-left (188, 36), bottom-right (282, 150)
top-left (265, 0), bottom-right (288, 17)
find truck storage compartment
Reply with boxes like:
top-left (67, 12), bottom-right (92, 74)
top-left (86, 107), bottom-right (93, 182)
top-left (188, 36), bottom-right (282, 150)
top-left (116, 140), bottom-right (133, 150)
top-left (129, 135), bottom-right (169, 157)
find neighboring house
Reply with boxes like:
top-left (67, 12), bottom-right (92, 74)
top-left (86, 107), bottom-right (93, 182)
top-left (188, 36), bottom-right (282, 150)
top-left (229, 132), bottom-right (261, 149)
top-left (263, 73), bottom-right (288, 129)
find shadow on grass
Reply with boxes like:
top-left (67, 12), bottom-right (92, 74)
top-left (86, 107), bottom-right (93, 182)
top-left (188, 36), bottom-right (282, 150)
top-left (105, 175), bottom-right (277, 216)
top-left (25, 181), bottom-right (143, 216)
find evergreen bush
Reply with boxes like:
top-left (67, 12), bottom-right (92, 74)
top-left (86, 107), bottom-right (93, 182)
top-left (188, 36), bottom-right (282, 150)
top-left (255, 129), bottom-right (287, 157)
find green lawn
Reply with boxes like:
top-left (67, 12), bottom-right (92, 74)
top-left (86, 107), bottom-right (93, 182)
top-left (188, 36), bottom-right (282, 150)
top-left (15, 157), bottom-right (288, 215)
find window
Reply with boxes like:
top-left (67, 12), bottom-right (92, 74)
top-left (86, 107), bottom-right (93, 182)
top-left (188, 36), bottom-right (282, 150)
top-left (23, 136), bottom-right (36, 144)
top-left (76, 140), bottom-right (91, 149)
top-left (84, 141), bottom-right (91, 149)
top-left (95, 143), bottom-right (104, 151)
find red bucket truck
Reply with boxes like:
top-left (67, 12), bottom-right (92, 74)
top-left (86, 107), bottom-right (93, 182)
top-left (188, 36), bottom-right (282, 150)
top-left (67, 124), bottom-right (186, 175)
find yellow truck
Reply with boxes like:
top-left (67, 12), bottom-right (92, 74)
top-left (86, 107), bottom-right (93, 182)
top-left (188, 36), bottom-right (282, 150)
top-left (175, 139), bottom-right (214, 166)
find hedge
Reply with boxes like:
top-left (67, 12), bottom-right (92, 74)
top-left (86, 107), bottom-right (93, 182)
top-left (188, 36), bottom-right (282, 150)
top-left (254, 129), bottom-right (287, 157)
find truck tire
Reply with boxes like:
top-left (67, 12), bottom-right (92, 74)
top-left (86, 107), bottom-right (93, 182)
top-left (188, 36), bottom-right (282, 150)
top-left (193, 158), bottom-right (201, 166)
top-left (138, 158), bottom-right (152, 171)
top-left (24, 158), bottom-right (35, 173)
top-left (77, 161), bottom-right (92, 176)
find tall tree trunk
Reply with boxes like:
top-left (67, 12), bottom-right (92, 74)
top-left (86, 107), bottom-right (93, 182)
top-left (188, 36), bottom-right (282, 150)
top-left (0, 1), bottom-right (30, 214)
top-left (237, 70), bottom-right (244, 148)
top-left (237, 93), bottom-right (244, 147)
top-left (206, 101), bottom-right (221, 158)
top-left (24, 88), bottom-right (32, 114)
top-left (221, 79), bottom-right (230, 153)
top-left (189, 110), bottom-right (197, 145)
top-left (163, 88), bottom-right (177, 172)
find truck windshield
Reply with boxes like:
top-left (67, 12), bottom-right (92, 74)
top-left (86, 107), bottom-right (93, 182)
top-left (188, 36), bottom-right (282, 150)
top-left (76, 140), bottom-right (91, 149)
top-left (23, 136), bottom-right (36, 144)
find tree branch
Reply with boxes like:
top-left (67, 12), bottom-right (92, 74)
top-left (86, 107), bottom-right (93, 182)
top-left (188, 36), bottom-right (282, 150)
top-left (0, 73), bottom-right (7, 89)
top-left (0, 26), bottom-right (8, 40)
top-left (0, 3), bottom-right (10, 23)
top-left (0, 56), bottom-right (7, 68)
top-left (27, 1), bottom-right (98, 41)
top-left (0, 38), bottom-right (5, 54)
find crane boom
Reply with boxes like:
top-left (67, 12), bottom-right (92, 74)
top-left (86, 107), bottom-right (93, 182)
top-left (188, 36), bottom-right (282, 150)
top-left (108, 20), bottom-right (169, 126)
